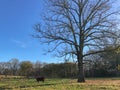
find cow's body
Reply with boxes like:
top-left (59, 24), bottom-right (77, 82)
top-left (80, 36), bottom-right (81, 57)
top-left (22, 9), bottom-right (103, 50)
top-left (36, 77), bottom-right (45, 82)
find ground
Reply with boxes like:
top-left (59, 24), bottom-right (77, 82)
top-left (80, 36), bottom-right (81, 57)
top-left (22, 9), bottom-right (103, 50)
top-left (0, 76), bottom-right (120, 90)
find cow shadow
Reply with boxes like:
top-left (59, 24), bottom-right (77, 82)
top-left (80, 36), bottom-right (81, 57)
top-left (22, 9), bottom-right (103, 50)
top-left (0, 87), bottom-right (12, 90)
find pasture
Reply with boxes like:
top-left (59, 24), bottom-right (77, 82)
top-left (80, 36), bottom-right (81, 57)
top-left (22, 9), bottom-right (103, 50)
top-left (0, 76), bottom-right (120, 90)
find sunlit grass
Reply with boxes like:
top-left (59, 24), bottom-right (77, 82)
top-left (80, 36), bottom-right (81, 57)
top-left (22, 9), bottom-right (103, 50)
top-left (0, 77), bottom-right (120, 90)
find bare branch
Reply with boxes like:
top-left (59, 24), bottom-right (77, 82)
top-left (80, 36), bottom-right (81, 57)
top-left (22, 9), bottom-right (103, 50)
top-left (83, 45), bottom-right (120, 57)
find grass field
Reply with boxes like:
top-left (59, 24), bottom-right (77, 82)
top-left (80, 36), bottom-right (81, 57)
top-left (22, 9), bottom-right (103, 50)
top-left (0, 77), bottom-right (120, 90)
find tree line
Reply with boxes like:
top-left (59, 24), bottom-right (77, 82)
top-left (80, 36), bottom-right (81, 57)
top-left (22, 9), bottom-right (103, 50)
top-left (1, 49), bottom-right (120, 78)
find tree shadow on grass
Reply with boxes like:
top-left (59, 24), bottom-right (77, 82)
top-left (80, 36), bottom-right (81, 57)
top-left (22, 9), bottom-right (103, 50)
top-left (0, 83), bottom-right (58, 90)
top-left (20, 82), bottom-right (62, 89)
top-left (0, 87), bottom-right (12, 90)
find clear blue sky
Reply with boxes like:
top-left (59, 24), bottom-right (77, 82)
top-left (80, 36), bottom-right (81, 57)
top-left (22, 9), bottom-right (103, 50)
top-left (0, 0), bottom-right (58, 63)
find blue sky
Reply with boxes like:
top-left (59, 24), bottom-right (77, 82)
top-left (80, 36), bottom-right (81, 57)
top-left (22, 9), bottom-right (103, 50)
top-left (0, 0), bottom-right (58, 63)
top-left (0, 0), bottom-right (120, 63)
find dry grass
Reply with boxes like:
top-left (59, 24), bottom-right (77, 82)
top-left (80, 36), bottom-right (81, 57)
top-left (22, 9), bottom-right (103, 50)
top-left (0, 77), bottom-right (120, 90)
top-left (69, 78), bottom-right (120, 90)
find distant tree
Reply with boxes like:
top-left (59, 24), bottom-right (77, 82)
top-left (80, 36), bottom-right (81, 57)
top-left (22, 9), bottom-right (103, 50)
top-left (84, 46), bottom-right (120, 77)
top-left (42, 62), bottom-right (77, 78)
top-left (0, 62), bottom-right (5, 74)
top-left (9, 58), bottom-right (19, 75)
top-left (1, 62), bottom-right (11, 77)
top-left (34, 0), bottom-right (120, 82)
top-left (19, 61), bottom-right (33, 78)
top-left (42, 63), bottom-right (58, 78)
top-left (34, 61), bottom-right (43, 76)
top-left (61, 62), bottom-right (78, 78)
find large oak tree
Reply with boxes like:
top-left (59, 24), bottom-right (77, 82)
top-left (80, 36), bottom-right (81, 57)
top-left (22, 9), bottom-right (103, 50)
top-left (34, 0), bottom-right (120, 82)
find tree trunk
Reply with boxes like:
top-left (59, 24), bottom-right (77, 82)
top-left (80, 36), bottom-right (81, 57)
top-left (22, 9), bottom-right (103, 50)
top-left (77, 54), bottom-right (85, 82)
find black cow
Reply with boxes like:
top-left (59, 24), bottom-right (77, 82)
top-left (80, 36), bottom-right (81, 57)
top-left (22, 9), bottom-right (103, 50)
top-left (36, 77), bottom-right (45, 82)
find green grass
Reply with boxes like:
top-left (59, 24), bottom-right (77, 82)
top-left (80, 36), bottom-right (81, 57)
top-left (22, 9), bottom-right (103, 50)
top-left (0, 77), bottom-right (120, 90)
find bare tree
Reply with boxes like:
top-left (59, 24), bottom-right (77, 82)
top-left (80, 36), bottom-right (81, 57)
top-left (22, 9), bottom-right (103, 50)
top-left (34, 0), bottom-right (120, 82)
top-left (34, 61), bottom-right (43, 76)
top-left (9, 58), bottom-right (19, 75)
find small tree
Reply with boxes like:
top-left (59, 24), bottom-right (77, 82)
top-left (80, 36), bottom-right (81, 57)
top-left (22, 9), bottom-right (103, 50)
top-left (34, 0), bottom-right (120, 82)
